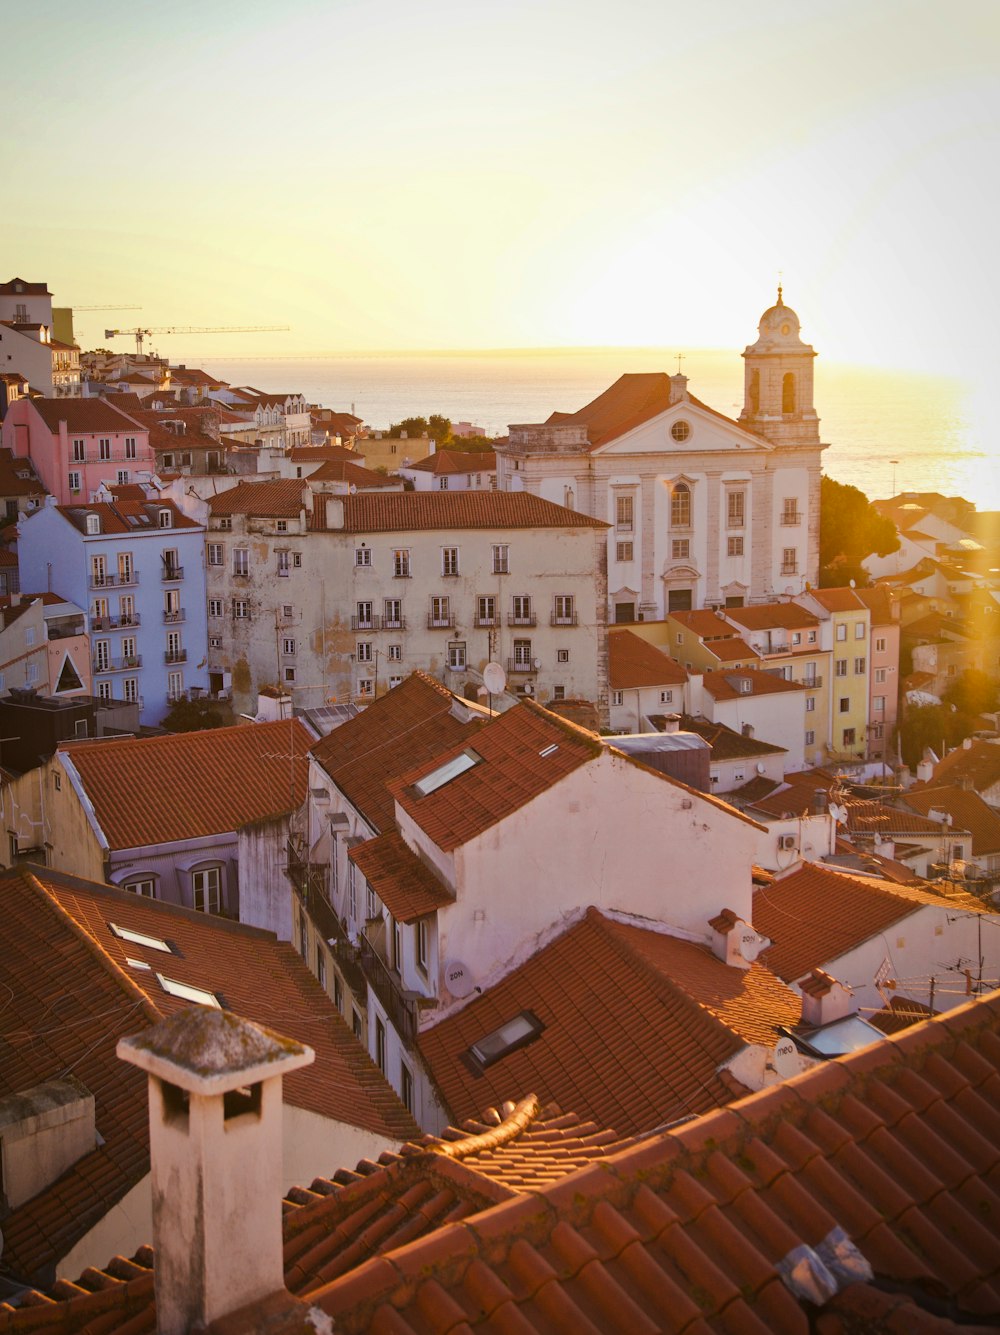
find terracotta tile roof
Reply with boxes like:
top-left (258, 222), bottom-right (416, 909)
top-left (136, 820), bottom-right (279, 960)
top-left (26, 398), bottom-right (144, 435)
top-left (903, 785), bottom-right (1000, 856)
top-left (680, 715), bottom-right (787, 760)
top-left (723, 603), bottom-right (820, 631)
top-left (310, 988), bottom-right (1000, 1332)
top-left (311, 672), bottom-right (482, 833)
top-left (670, 608), bottom-right (747, 637)
top-left (289, 444), bottom-right (361, 463)
top-left (702, 668), bottom-right (808, 700)
top-left (805, 586), bottom-right (866, 613)
top-left (391, 700), bottom-right (600, 853)
top-left (406, 449), bottom-right (497, 475)
top-left (608, 628), bottom-right (687, 689)
top-left (331, 491), bottom-right (608, 533)
top-left (60, 718), bottom-right (312, 849)
top-left (419, 907), bottom-right (742, 1136)
top-left (0, 278), bottom-right (50, 295)
top-left (746, 768), bottom-right (839, 819)
top-left (853, 585), bottom-right (895, 623)
top-left (842, 796), bottom-right (965, 839)
top-left (348, 830), bottom-right (453, 922)
top-left (0, 448), bottom-right (45, 497)
top-left (0, 866), bottom-right (419, 1284)
top-left (207, 480), bottom-right (306, 517)
top-left (933, 738), bottom-right (1000, 792)
top-left (730, 774), bottom-right (783, 803)
top-left (705, 635), bottom-right (761, 663)
top-left (307, 458), bottom-right (400, 488)
top-left (54, 498), bottom-right (199, 534)
top-left (165, 366), bottom-right (227, 387)
top-left (0, 1100), bottom-right (637, 1329)
top-left (753, 862), bottom-right (985, 983)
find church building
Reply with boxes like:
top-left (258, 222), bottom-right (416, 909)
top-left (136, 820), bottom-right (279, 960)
top-left (497, 291), bottom-right (826, 622)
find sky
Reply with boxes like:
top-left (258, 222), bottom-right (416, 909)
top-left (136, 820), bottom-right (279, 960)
top-left (5, 0), bottom-right (1000, 379)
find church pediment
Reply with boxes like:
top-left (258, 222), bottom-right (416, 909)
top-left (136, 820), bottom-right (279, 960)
top-left (593, 401), bottom-right (772, 457)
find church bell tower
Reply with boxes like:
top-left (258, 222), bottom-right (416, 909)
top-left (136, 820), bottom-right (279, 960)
top-left (739, 288), bottom-right (820, 448)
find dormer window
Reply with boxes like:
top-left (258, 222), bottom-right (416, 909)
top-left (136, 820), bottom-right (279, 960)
top-left (158, 509), bottom-right (172, 528)
top-left (85, 513), bottom-right (101, 535)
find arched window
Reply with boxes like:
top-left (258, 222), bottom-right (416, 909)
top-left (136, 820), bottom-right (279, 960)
top-left (748, 369), bottom-right (760, 414)
top-left (782, 373), bottom-right (796, 414)
top-left (671, 482), bottom-right (691, 528)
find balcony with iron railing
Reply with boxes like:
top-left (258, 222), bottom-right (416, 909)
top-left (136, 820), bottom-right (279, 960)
top-left (780, 510), bottom-right (802, 526)
top-left (507, 613), bottom-right (537, 627)
top-left (161, 565), bottom-right (184, 582)
top-left (90, 571), bottom-right (139, 590)
top-left (358, 929), bottom-right (419, 1048)
top-left (550, 611), bottom-right (579, 626)
top-left (427, 613), bottom-right (456, 630)
top-left (164, 649), bottom-right (188, 665)
top-left (163, 608), bottom-right (185, 624)
top-left (507, 656), bottom-right (537, 675)
top-left (474, 613), bottom-right (497, 628)
top-left (796, 674), bottom-right (823, 688)
top-left (351, 613), bottom-right (379, 631)
top-left (382, 615), bottom-right (405, 630)
top-left (93, 654), bottom-right (142, 673)
top-left (91, 613), bottom-right (141, 631)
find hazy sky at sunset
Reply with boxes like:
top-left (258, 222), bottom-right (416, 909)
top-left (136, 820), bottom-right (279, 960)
top-left (6, 0), bottom-right (998, 377)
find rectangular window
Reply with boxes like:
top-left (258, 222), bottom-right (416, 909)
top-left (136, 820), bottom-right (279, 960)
top-left (806, 696), bottom-right (815, 712)
top-left (375, 1018), bottom-right (386, 1074)
top-left (193, 867), bottom-right (221, 914)
top-left (72, 439), bottom-right (85, 461)
top-left (277, 550), bottom-right (290, 576)
top-left (492, 544), bottom-right (509, 574)
top-left (334, 974), bottom-right (343, 1012)
top-left (99, 438), bottom-right (111, 461)
top-left (808, 630), bottom-right (817, 644)
top-left (727, 490), bottom-right (745, 528)
top-left (876, 636), bottom-right (887, 653)
top-left (612, 690), bottom-right (624, 706)
top-left (393, 548), bottom-right (410, 577)
top-left (355, 601), bottom-right (373, 629)
top-left (389, 674), bottom-right (403, 688)
top-left (781, 547), bottom-right (797, 574)
top-left (447, 641), bottom-right (466, 669)
top-left (357, 679), bottom-right (374, 697)
top-left (94, 638), bottom-right (111, 670)
top-left (875, 667), bottom-right (886, 684)
top-left (557, 648), bottom-right (569, 663)
top-left (283, 666), bottom-right (296, 683)
top-left (835, 659), bottom-right (847, 677)
top-left (276, 519), bottom-right (287, 533)
top-left (207, 543), bottom-right (224, 565)
top-left (430, 595), bottom-right (451, 626)
top-left (233, 549), bottom-right (249, 576)
top-left (727, 536), bottom-right (744, 557)
top-left (400, 1062), bottom-right (413, 1114)
top-left (672, 538), bottom-right (690, 560)
top-left (355, 546), bottom-right (371, 566)
top-left (317, 948), bottom-right (326, 989)
top-left (511, 594), bottom-right (532, 624)
top-left (387, 644), bottom-right (401, 661)
top-left (616, 540), bottom-right (634, 562)
top-left (441, 547), bottom-right (459, 576)
top-left (843, 727), bottom-right (856, 747)
top-left (855, 657), bottom-right (866, 674)
top-left (513, 639), bottom-right (532, 668)
top-left (97, 680), bottom-right (112, 701)
top-left (233, 599), bottom-right (250, 619)
top-left (805, 729), bottom-right (815, 746)
top-left (836, 624), bottom-right (847, 641)
top-left (616, 495), bottom-right (634, 532)
top-left (477, 594), bottom-right (496, 625)
top-left (357, 641), bottom-right (373, 663)
top-left (123, 677), bottom-right (139, 703)
top-left (68, 470), bottom-right (81, 492)
top-left (671, 485), bottom-right (691, 527)
top-left (840, 697), bottom-right (850, 713)
top-left (874, 695), bottom-right (885, 713)
top-left (208, 598), bottom-right (223, 617)
top-left (438, 476), bottom-right (448, 490)
top-left (282, 637), bottom-right (296, 656)
top-left (167, 669), bottom-right (183, 700)
top-left (383, 599), bottom-right (402, 628)
top-left (553, 594), bottom-right (574, 623)
top-left (855, 622), bottom-right (866, 639)
top-left (782, 497), bottom-right (799, 525)
top-left (125, 437), bottom-right (137, 459)
top-left (553, 685), bottom-right (565, 700)
top-left (122, 635), bottom-right (138, 663)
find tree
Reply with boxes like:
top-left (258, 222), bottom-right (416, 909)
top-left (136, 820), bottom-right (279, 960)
top-left (161, 696), bottom-right (226, 732)
top-left (819, 476), bottom-right (899, 587)
top-left (942, 668), bottom-right (1000, 720)
top-left (427, 414), bottom-right (452, 446)
top-left (899, 702), bottom-right (964, 769)
top-left (387, 416), bottom-right (428, 439)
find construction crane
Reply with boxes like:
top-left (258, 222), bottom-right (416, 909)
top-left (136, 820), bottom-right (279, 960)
top-left (73, 305), bottom-right (143, 311)
top-left (104, 325), bottom-right (290, 355)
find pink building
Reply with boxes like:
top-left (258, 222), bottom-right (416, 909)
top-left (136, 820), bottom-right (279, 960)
top-left (857, 585), bottom-right (901, 763)
top-left (2, 398), bottom-right (154, 504)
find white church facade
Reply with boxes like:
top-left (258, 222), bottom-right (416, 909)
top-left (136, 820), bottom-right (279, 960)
top-left (496, 291), bottom-right (826, 622)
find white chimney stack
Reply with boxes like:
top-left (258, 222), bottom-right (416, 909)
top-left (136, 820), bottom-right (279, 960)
top-left (118, 1009), bottom-right (313, 1335)
top-left (799, 969), bottom-right (856, 1028)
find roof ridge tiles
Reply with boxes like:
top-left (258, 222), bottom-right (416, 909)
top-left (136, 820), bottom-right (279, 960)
top-left (427, 1095), bottom-right (542, 1161)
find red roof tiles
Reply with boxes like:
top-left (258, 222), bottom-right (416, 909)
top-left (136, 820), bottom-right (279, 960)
top-left (903, 785), bottom-right (1000, 856)
top-left (207, 480), bottom-right (306, 518)
top-left (61, 719), bottom-right (312, 849)
top-left (26, 398), bottom-right (144, 435)
top-left (406, 449), bottom-right (497, 475)
top-left (348, 831), bottom-right (453, 922)
top-left (608, 629), bottom-right (688, 690)
top-left (702, 669), bottom-right (808, 700)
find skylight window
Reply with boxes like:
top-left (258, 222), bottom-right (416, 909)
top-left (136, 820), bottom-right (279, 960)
top-left (467, 1010), bottom-right (545, 1070)
top-left (413, 749), bottom-right (483, 797)
top-left (126, 957), bottom-right (151, 971)
top-left (156, 974), bottom-right (221, 1008)
top-left (539, 744), bottom-right (559, 758)
top-left (110, 922), bottom-right (172, 953)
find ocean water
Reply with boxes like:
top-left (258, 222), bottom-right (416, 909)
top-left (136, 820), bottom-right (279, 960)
top-left (198, 348), bottom-right (996, 509)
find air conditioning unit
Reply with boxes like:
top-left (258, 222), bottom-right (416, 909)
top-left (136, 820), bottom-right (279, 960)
top-left (778, 834), bottom-right (796, 851)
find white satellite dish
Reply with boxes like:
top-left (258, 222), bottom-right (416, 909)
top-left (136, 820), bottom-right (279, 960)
top-left (482, 662), bottom-right (506, 695)
top-left (755, 762), bottom-right (766, 774)
top-left (772, 1036), bottom-right (799, 1079)
top-left (443, 959), bottom-right (476, 998)
top-left (739, 930), bottom-right (767, 963)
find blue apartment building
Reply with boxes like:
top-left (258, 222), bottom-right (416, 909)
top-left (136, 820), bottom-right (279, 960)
top-left (19, 495), bottom-right (208, 724)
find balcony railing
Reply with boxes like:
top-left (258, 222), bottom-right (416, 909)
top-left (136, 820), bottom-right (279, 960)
top-left (161, 565), bottom-right (184, 582)
top-left (474, 614), bottom-right (497, 627)
top-left (164, 649), bottom-right (188, 664)
top-left (382, 615), bottom-right (405, 630)
top-left (507, 613), bottom-right (537, 627)
top-left (550, 611), bottom-right (578, 626)
top-left (796, 674), bottom-right (824, 688)
top-left (163, 609), bottom-right (185, 624)
top-left (90, 572), bottom-right (139, 589)
top-left (507, 656), bottom-right (537, 675)
top-left (91, 613), bottom-right (141, 630)
top-left (427, 613), bottom-right (456, 630)
top-left (358, 929), bottom-right (418, 1049)
top-left (93, 654), bottom-right (142, 673)
top-left (781, 511), bottom-right (802, 526)
top-left (352, 613), bottom-right (378, 631)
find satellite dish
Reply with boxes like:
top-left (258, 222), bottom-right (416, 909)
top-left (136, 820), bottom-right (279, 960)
top-left (739, 930), bottom-right (767, 963)
top-left (523, 681), bottom-right (534, 696)
top-left (482, 662), bottom-right (506, 695)
top-left (443, 959), bottom-right (475, 998)
top-left (756, 762), bottom-right (766, 774)
top-left (772, 1036), bottom-right (799, 1079)
top-left (532, 657), bottom-right (542, 669)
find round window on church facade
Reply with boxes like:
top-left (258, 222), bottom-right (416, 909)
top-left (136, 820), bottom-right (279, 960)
top-left (670, 420), bottom-right (691, 442)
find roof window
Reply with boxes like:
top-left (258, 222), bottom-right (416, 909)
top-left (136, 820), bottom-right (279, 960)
top-left (467, 1009), bottom-right (545, 1070)
top-left (156, 974), bottom-right (221, 1008)
top-left (539, 743), bottom-right (559, 758)
top-left (413, 748), bottom-right (483, 797)
top-left (85, 513), bottom-right (100, 535)
top-left (110, 922), bottom-right (172, 953)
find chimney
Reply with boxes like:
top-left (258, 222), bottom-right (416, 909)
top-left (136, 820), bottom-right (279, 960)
top-left (799, 969), bottom-right (857, 1027)
top-left (708, 909), bottom-right (770, 971)
top-left (118, 1009), bottom-right (313, 1335)
top-left (661, 712), bottom-right (681, 734)
top-left (0, 1078), bottom-right (96, 1211)
top-left (812, 788), bottom-right (827, 815)
top-left (668, 372), bottom-right (689, 405)
top-left (325, 495), bottom-right (344, 530)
